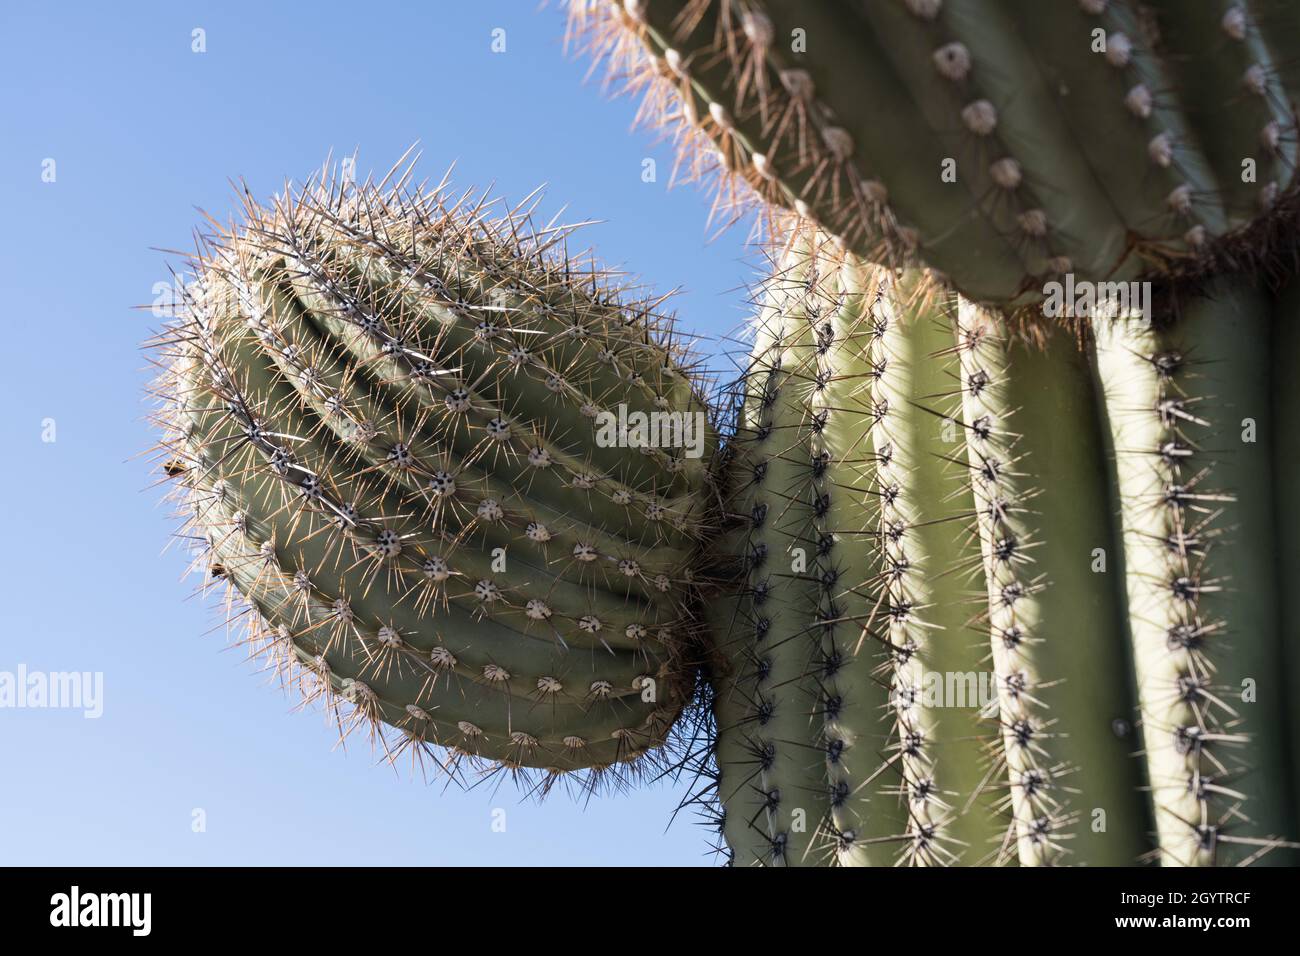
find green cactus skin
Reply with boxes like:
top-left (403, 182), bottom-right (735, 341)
top-left (1094, 278), bottom-right (1297, 866)
top-left (955, 302), bottom-right (1062, 865)
top-left (705, 238), bottom-right (1298, 866)
top-left (856, 269), bottom-right (1010, 865)
top-left (709, 247), bottom-right (851, 866)
top-left (860, 268), bottom-right (957, 866)
top-left (955, 302), bottom-right (1150, 866)
top-left (573, 0), bottom-right (1300, 308)
top-left (711, 248), bottom-right (1032, 865)
top-left (151, 165), bottom-right (720, 781)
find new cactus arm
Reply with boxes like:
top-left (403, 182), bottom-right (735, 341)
top-left (152, 167), bottom-right (719, 781)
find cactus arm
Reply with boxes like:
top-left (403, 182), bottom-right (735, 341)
top-left (1093, 280), bottom-right (1296, 864)
top-left (153, 171), bottom-right (722, 780)
top-left (578, 0), bottom-right (1300, 307)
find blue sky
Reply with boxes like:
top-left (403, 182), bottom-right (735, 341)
top-left (0, 1), bottom-right (754, 865)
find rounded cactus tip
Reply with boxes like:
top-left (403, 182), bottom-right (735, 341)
top-left (145, 151), bottom-right (723, 794)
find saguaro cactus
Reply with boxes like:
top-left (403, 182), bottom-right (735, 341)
top-left (150, 161), bottom-right (720, 784)
top-left (706, 237), bottom-right (1299, 866)
top-left (146, 1), bottom-right (1300, 867)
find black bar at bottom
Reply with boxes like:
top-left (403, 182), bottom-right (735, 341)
top-left (0, 864), bottom-right (1287, 940)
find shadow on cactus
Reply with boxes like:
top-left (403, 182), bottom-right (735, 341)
top-left (147, 154), bottom-right (724, 798)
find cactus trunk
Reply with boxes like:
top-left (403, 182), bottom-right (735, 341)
top-left (707, 240), bottom-right (1299, 865)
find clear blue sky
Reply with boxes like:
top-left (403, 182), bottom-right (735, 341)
top-left (0, 0), bottom-right (754, 865)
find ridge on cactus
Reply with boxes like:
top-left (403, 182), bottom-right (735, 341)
top-left (699, 233), bottom-right (1300, 867)
top-left (147, 154), bottom-right (722, 794)
top-left (569, 0), bottom-right (1300, 308)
